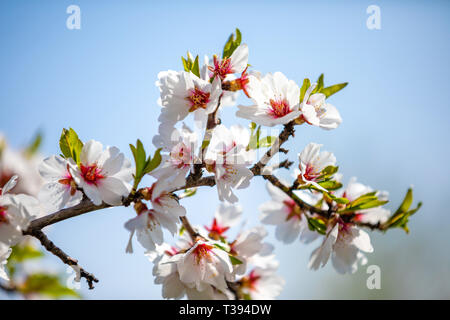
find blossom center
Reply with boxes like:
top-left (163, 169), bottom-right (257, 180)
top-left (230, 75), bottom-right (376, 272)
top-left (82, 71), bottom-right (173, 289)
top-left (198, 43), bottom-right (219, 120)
top-left (58, 165), bottom-right (78, 196)
top-left (186, 87), bottom-right (210, 112)
top-left (303, 163), bottom-right (321, 181)
top-left (208, 56), bottom-right (233, 80)
top-left (0, 206), bottom-right (9, 225)
top-left (283, 199), bottom-right (303, 221)
top-left (80, 164), bottom-right (104, 185)
top-left (268, 98), bottom-right (291, 118)
top-left (170, 143), bottom-right (192, 169)
top-left (205, 218), bottom-right (229, 240)
top-left (164, 246), bottom-right (179, 257)
top-left (241, 270), bottom-right (261, 290)
top-left (192, 243), bottom-right (213, 264)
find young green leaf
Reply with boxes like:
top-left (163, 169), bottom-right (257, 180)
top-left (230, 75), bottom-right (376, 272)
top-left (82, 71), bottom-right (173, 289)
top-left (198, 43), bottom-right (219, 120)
top-left (313, 73), bottom-right (324, 93)
top-left (20, 274), bottom-right (81, 299)
top-left (300, 78), bottom-right (311, 103)
top-left (307, 217), bottom-right (327, 235)
top-left (385, 188), bottom-right (421, 233)
top-left (229, 255), bottom-right (243, 265)
top-left (223, 28), bottom-right (242, 58)
top-left (59, 128), bottom-right (83, 164)
top-left (143, 148), bottom-right (162, 175)
top-left (317, 180), bottom-right (343, 191)
top-left (25, 131), bottom-right (43, 158)
top-left (321, 82), bottom-right (348, 98)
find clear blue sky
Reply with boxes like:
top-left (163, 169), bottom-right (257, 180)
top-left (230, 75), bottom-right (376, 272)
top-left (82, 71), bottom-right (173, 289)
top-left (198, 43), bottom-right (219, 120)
top-left (1, 0), bottom-right (449, 299)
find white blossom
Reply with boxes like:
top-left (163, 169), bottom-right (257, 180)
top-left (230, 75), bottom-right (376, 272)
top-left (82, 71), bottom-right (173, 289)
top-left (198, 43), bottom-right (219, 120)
top-left (204, 125), bottom-right (254, 203)
top-left (239, 267), bottom-right (285, 300)
top-left (309, 217), bottom-right (373, 274)
top-left (0, 176), bottom-right (40, 246)
top-left (152, 124), bottom-right (198, 187)
top-left (70, 140), bottom-right (133, 206)
top-left (236, 72), bottom-right (301, 126)
top-left (0, 242), bottom-right (11, 281)
top-left (168, 240), bottom-right (233, 292)
top-left (125, 179), bottom-right (186, 253)
top-left (38, 155), bottom-right (83, 212)
top-left (340, 177), bottom-right (390, 225)
top-left (156, 70), bottom-right (222, 125)
top-left (204, 203), bottom-right (242, 240)
top-left (300, 92), bottom-right (342, 130)
top-left (298, 142), bottom-right (336, 192)
top-left (259, 182), bottom-right (319, 244)
top-left (0, 135), bottom-right (43, 196)
top-left (207, 44), bottom-right (249, 81)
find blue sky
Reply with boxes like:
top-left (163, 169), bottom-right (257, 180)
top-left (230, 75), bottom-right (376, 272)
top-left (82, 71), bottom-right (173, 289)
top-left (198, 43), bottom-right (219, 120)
top-left (1, 0), bottom-right (449, 299)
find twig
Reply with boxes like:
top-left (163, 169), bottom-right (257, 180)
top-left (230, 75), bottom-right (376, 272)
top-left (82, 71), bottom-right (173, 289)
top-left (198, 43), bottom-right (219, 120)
top-left (0, 281), bottom-right (18, 293)
top-left (22, 229), bottom-right (98, 289)
top-left (250, 121), bottom-right (295, 176)
top-left (179, 216), bottom-right (204, 242)
top-left (28, 198), bottom-right (111, 231)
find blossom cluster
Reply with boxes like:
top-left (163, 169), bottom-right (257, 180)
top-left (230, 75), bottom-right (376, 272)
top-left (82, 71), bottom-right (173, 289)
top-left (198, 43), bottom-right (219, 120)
top-left (0, 29), bottom-right (420, 300)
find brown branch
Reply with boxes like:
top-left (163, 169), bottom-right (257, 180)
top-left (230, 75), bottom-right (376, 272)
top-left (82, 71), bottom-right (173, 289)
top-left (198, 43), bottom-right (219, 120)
top-left (28, 198), bottom-right (111, 231)
top-left (0, 281), bottom-right (18, 293)
top-left (250, 121), bottom-right (295, 176)
top-left (22, 229), bottom-right (98, 289)
top-left (179, 216), bottom-right (204, 242)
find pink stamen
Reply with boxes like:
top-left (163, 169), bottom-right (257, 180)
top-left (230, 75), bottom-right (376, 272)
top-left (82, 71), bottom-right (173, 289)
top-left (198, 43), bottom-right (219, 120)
top-left (303, 163), bottom-right (321, 181)
top-left (241, 269), bottom-right (261, 290)
top-left (0, 206), bottom-right (8, 225)
top-left (205, 218), bottom-right (230, 240)
top-left (208, 56), bottom-right (233, 80)
top-left (186, 87), bottom-right (211, 112)
top-left (80, 163), bottom-right (104, 185)
top-left (192, 243), bottom-right (213, 264)
top-left (268, 98), bottom-right (291, 118)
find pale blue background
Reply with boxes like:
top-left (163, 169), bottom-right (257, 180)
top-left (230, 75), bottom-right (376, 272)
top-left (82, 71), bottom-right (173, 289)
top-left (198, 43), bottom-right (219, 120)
top-left (1, 0), bottom-right (449, 299)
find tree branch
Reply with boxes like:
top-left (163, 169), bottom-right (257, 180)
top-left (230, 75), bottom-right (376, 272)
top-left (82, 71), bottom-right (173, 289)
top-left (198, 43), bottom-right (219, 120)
top-left (28, 198), bottom-right (111, 231)
top-left (22, 229), bottom-right (99, 289)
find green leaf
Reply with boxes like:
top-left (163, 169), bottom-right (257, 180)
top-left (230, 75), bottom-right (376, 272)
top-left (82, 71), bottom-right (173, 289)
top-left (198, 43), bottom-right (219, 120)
top-left (317, 165), bottom-right (339, 181)
top-left (313, 73), bottom-right (324, 93)
top-left (59, 128), bottom-right (83, 165)
top-left (257, 136), bottom-right (277, 148)
top-left (143, 148), bottom-right (162, 175)
top-left (243, 293), bottom-right (252, 300)
top-left (229, 255), bottom-right (243, 265)
top-left (349, 192), bottom-right (379, 208)
top-left (8, 244), bottom-right (44, 263)
top-left (6, 244), bottom-right (44, 277)
top-left (181, 56), bottom-right (190, 72)
top-left (317, 180), bottom-right (343, 191)
top-left (223, 28), bottom-right (242, 58)
top-left (321, 82), bottom-right (348, 98)
top-left (327, 193), bottom-right (350, 204)
top-left (394, 188), bottom-right (413, 216)
top-left (130, 140), bottom-right (161, 190)
top-left (180, 188), bottom-right (197, 198)
top-left (25, 131), bottom-right (43, 158)
top-left (386, 188), bottom-right (421, 233)
top-left (307, 218), bottom-right (326, 235)
top-left (213, 243), bottom-right (229, 252)
top-left (182, 53), bottom-right (200, 77)
top-left (300, 78), bottom-right (311, 103)
top-left (20, 274), bottom-right (80, 299)
top-left (191, 55), bottom-right (200, 78)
